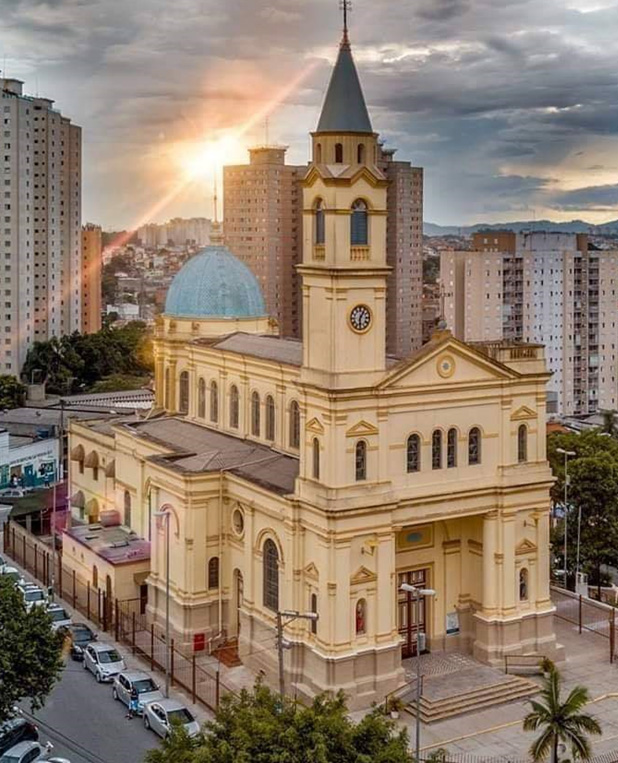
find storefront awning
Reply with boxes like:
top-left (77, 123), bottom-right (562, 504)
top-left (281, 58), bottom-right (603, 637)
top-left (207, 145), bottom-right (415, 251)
top-left (70, 444), bottom-right (85, 462)
top-left (84, 451), bottom-right (99, 469)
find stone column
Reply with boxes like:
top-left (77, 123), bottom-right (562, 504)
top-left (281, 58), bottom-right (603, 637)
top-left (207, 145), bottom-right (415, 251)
top-left (482, 511), bottom-right (499, 615)
top-left (168, 360), bottom-right (177, 413)
top-left (501, 512), bottom-right (517, 616)
top-left (154, 356), bottom-right (164, 408)
top-left (376, 532), bottom-right (397, 644)
top-left (535, 510), bottom-right (551, 607)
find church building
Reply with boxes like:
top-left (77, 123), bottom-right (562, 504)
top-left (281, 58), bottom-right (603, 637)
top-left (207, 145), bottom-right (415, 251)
top-left (65, 24), bottom-right (559, 707)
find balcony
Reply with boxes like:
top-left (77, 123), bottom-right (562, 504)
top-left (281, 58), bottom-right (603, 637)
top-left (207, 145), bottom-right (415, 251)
top-left (350, 246), bottom-right (370, 262)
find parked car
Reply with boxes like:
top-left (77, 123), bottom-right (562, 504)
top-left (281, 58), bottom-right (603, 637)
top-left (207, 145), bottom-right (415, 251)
top-left (46, 605), bottom-right (71, 631)
top-left (83, 643), bottom-right (125, 682)
top-left (0, 554), bottom-right (5, 570)
top-left (0, 718), bottom-right (38, 756)
top-left (112, 671), bottom-right (163, 715)
top-left (0, 568), bottom-right (23, 586)
top-left (58, 624), bottom-right (96, 661)
top-left (20, 587), bottom-right (47, 611)
top-left (143, 699), bottom-right (200, 739)
top-left (0, 740), bottom-right (69, 762)
top-left (0, 488), bottom-right (33, 499)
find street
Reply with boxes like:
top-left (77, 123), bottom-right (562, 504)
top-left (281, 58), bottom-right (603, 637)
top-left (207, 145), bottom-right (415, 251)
top-left (25, 655), bottom-right (159, 763)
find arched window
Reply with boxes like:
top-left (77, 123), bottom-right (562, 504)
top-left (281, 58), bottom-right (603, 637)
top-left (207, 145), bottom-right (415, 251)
top-left (263, 539), bottom-right (279, 611)
top-left (335, 143), bottom-right (343, 163)
top-left (310, 592), bottom-right (318, 635)
top-left (179, 371), bottom-right (189, 414)
top-left (123, 490), bottom-right (131, 528)
top-left (432, 430), bottom-right (443, 470)
top-left (315, 199), bottom-right (325, 245)
top-left (355, 599), bottom-right (366, 635)
top-left (518, 424), bottom-right (528, 463)
top-left (468, 427), bottom-right (481, 465)
top-left (210, 381), bottom-right (219, 423)
top-left (230, 385), bottom-right (239, 429)
top-left (351, 199), bottom-right (368, 246)
top-left (447, 428), bottom-right (458, 468)
top-left (357, 143), bottom-right (365, 164)
top-left (315, 143), bottom-right (322, 163)
top-left (355, 440), bottom-right (367, 481)
top-left (208, 557), bottom-right (219, 590)
top-left (164, 367), bottom-right (171, 410)
top-left (289, 401), bottom-right (300, 449)
top-left (265, 395), bottom-right (276, 441)
top-left (198, 378), bottom-right (206, 418)
top-left (407, 434), bottom-right (420, 473)
top-left (312, 438), bottom-right (320, 480)
top-left (251, 392), bottom-right (260, 437)
top-left (519, 568), bottom-right (528, 601)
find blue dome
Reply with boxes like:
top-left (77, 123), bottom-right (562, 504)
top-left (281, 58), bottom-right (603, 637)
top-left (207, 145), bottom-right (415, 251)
top-left (164, 245), bottom-right (266, 319)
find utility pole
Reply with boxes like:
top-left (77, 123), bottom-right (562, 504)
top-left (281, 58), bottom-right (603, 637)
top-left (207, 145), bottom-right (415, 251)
top-left (154, 509), bottom-right (171, 696)
top-left (276, 609), bottom-right (319, 698)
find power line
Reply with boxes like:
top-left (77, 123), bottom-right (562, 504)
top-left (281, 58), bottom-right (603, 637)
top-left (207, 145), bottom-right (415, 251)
top-left (21, 709), bottom-right (114, 763)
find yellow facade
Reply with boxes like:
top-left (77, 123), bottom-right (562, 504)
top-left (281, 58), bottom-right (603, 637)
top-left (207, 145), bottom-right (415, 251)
top-left (63, 33), bottom-right (560, 708)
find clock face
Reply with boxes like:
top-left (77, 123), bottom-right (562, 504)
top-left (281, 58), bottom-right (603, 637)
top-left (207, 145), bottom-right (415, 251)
top-left (349, 304), bottom-right (372, 333)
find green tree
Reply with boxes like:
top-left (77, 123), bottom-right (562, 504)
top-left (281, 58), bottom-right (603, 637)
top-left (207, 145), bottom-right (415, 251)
top-left (0, 576), bottom-right (64, 722)
top-left (145, 681), bottom-right (413, 763)
top-left (0, 375), bottom-right (26, 409)
top-left (523, 667), bottom-right (601, 762)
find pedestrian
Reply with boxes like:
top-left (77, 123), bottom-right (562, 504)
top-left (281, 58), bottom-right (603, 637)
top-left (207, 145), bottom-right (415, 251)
top-left (126, 686), bottom-right (139, 720)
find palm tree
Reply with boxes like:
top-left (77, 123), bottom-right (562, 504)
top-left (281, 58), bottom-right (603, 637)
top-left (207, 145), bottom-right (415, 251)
top-left (523, 667), bottom-right (601, 762)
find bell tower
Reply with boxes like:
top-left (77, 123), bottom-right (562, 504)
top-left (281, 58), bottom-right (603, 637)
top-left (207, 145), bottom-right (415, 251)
top-left (299, 11), bottom-right (390, 391)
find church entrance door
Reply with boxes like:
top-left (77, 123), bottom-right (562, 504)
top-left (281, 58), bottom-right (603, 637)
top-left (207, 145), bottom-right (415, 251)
top-left (397, 569), bottom-right (429, 658)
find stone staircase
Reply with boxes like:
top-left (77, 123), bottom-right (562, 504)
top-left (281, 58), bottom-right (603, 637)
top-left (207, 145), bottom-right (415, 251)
top-left (405, 673), bottom-right (539, 724)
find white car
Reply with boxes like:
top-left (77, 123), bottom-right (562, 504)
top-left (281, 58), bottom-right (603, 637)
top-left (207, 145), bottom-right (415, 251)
top-left (112, 671), bottom-right (163, 715)
top-left (20, 587), bottom-right (47, 611)
top-left (0, 740), bottom-right (70, 762)
top-left (46, 605), bottom-right (71, 631)
top-left (83, 643), bottom-right (126, 683)
top-left (0, 568), bottom-right (24, 586)
top-left (143, 699), bottom-right (200, 739)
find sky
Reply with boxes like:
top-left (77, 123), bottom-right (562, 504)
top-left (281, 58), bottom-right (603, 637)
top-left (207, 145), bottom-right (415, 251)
top-left (2, 0), bottom-right (618, 228)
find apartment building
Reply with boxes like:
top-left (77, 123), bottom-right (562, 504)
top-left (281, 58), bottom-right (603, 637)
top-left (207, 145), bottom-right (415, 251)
top-left (223, 147), bottom-right (304, 338)
top-left (81, 224), bottom-right (102, 333)
top-left (137, 217), bottom-right (212, 248)
top-left (379, 148), bottom-right (424, 357)
top-left (0, 77), bottom-right (82, 374)
top-left (441, 231), bottom-right (618, 415)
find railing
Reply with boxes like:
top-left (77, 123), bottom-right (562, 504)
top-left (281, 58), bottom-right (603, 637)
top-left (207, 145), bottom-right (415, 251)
top-left (350, 245), bottom-right (370, 261)
top-left (383, 675), bottom-right (423, 712)
top-left (552, 585), bottom-right (617, 663)
top-left (3, 521), bottom-right (235, 712)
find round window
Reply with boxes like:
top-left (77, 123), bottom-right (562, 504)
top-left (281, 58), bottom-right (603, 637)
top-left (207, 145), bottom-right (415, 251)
top-left (232, 508), bottom-right (245, 536)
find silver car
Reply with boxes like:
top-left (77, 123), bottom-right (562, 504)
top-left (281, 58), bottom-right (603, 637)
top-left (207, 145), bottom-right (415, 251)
top-left (112, 671), bottom-right (163, 715)
top-left (0, 568), bottom-right (23, 586)
top-left (0, 740), bottom-right (70, 762)
top-left (46, 605), bottom-right (71, 631)
top-left (83, 643), bottom-right (125, 683)
top-left (20, 587), bottom-right (47, 611)
top-left (143, 699), bottom-right (200, 739)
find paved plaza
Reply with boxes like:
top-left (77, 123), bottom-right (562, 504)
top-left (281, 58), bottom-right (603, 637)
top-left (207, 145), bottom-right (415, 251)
top-left (403, 617), bottom-right (618, 759)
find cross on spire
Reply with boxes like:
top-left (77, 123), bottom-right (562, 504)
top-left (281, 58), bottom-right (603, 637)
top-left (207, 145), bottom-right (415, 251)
top-left (340, 0), bottom-right (352, 45)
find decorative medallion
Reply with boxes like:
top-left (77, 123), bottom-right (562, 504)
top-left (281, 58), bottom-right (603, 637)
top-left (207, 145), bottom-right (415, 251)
top-left (437, 354), bottom-right (456, 378)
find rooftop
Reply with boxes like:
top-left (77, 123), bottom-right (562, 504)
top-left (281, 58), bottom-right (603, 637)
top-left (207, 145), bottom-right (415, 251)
top-left (208, 333), bottom-right (303, 366)
top-left (65, 524), bottom-right (150, 566)
top-left (123, 417), bottom-right (299, 495)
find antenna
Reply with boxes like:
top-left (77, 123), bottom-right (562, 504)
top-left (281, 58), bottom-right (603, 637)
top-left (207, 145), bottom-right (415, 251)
top-left (264, 116), bottom-right (270, 147)
top-left (213, 174), bottom-right (219, 224)
top-left (340, 0), bottom-right (352, 44)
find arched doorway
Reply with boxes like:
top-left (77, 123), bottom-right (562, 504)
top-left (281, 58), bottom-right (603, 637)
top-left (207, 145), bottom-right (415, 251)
top-left (232, 569), bottom-right (244, 637)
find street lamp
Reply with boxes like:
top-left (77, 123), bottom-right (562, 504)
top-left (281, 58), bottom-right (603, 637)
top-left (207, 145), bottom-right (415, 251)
top-left (400, 584), bottom-right (436, 763)
top-left (276, 609), bottom-right (319, 698)
top-left (556, 448), bottom-right (576, 589)
top-left (154, 509), bottom-right (171, 697)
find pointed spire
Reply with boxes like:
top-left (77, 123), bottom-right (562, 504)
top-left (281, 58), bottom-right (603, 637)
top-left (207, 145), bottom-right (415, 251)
top-left (316, 3), bottom-right (373, 135)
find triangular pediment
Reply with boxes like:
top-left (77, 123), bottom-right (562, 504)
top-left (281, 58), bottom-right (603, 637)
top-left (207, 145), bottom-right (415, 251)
top-left (306, 417), bottom-right (325, 434)
top-left (379, 334), bottom-right (518, 391)
top-left (516, 538), bottom-right (538, 555)
top-left (350, 566), bottom-right (377, 585)
top-left (346, 420), bottom-right (379, 438)
top-left (511, 406), bottom-right (538, 421)
top-left (304, 562), bottom-right (319, 580)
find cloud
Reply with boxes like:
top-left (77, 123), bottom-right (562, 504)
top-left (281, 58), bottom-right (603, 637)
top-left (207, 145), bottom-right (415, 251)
top-left (2, 0), bottom-right (618, 226)
top-left (550, 183), bottom-right (618, 211)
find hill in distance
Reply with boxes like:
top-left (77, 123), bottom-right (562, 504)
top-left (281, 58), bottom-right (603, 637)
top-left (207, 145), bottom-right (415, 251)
top-left (424, 219), bottom-right (618, 237)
